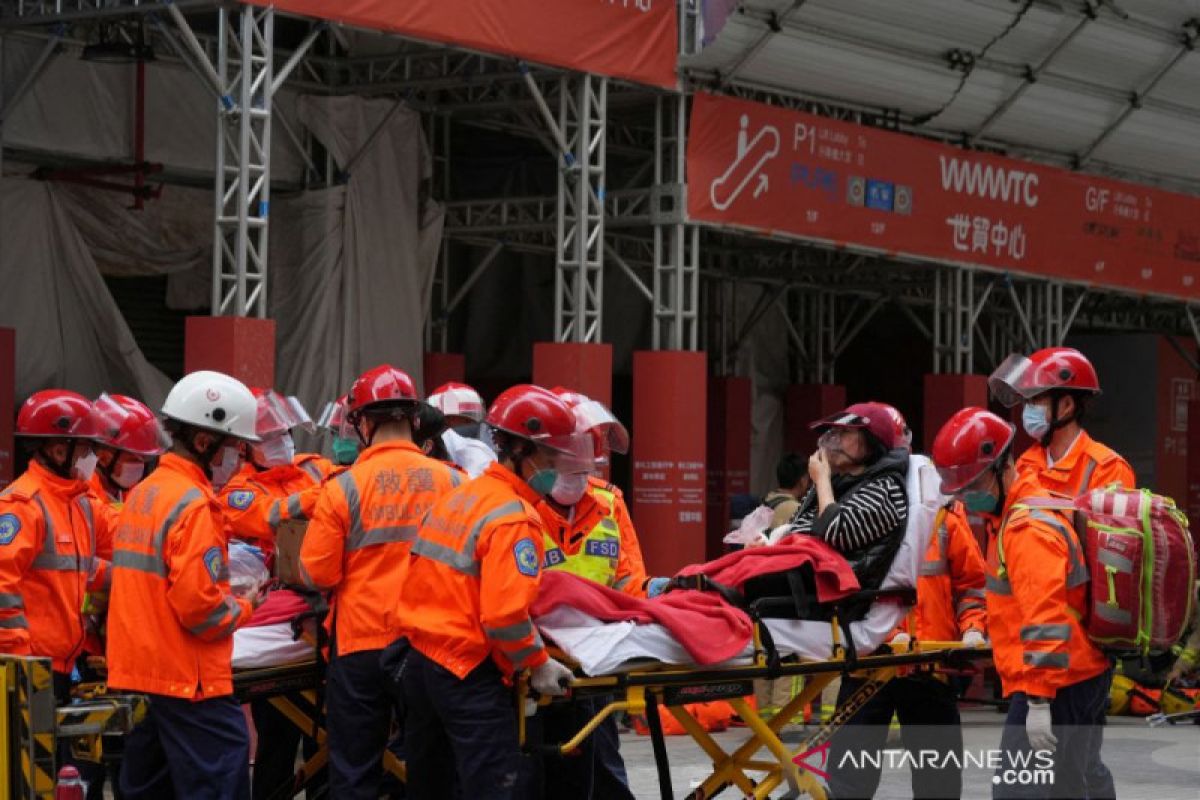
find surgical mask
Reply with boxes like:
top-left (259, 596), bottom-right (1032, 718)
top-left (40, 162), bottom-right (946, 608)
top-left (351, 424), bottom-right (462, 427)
top-left (550, 473), bottom-right (589, 506)
top-left (210, 445), bottom-right (242, 489)
top-left (453, 422), bottom-right (481, 440)
top-left (528, 468), bottom-right (558, 497)
top-left (962, 489), bottom-right (1000, 515)
top-left (72, 450), bottom-right (98, 482)
top-left (112, 459), bottom-right (147, 490)
top-left (253, 433), bottom-right (295, 469)
top-left (332, 436), bottom-right (360, 466)
top-left (1021, 404), bottom-right (1051, 440)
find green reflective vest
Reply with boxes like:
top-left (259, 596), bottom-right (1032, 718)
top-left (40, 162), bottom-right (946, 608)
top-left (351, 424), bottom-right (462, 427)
top-left (542, 486), bottom-right (621, 588)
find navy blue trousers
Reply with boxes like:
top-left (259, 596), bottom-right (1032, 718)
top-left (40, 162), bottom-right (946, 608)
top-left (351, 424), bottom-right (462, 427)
top-left (995, 668), bottom-right (1114, 799)
top-left (325, 648), bottom-right (394, 799)
top-left (532, 696), bottom-right (634, 800)
top-left (118, 693), bottom-right (250, 800)
top-left (401, 649), bottom-right (522, 800)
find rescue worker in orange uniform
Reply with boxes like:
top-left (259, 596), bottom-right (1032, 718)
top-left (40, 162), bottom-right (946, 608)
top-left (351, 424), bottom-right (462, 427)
top-left (399, 385), bottom-right (592, 800)
top-left (825, 404), bottom-right (987, 799)
top-left (220, 388), bottom-right (333, 563)
top-left (218, 388), bottom-right (332, 800)
top-left (83, 393), bottom-right (169, 800)
top-left (932, 407), bottom-right (1114, 799)
top-left (989, 347), bottom-right (1135, 499)
top-left (107, 370), bottom-right (262, 799)
top-left (299, 365), bottom-right (462, 798)
top-left (0, 390), bottom-right (112, 696)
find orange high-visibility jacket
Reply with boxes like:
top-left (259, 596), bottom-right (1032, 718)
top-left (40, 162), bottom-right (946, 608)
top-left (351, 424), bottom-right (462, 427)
top-left (106, 454), bottom-right (252, 700)
top-left (299, 441), bottom-right (461, 655)
top-left (401, 463), bottom-right (550, 679)
top-left (0, 461), bottom-right (113, 672)
top-left (1012, 431), bottom-right (1134, 500)
top-left (984, 488), bottom-right (1109, 699)
top-left (219, 454), bottom-right (334, 556)
top-left (908, 503), bottom-right (987, 642)
top-left (536, 477), bottom-right (652, 597)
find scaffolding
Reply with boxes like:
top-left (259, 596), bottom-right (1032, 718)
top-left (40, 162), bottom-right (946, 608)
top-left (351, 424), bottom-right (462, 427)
top-left (1, 0), bottom-right (1197, 376)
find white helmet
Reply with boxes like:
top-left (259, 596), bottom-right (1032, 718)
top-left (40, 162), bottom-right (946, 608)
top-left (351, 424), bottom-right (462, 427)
top-left (427, 382), bottom-right (485, 423)
top-left (162, 370), bottom-right (261, 442)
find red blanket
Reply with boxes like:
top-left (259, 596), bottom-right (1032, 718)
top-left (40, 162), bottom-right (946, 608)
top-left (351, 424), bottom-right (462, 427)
top-left (244, 588), bottom-right (313, 628)
top-left (675, 535), bottom-right (860, 603)
top-left (532, 571), bottom-right (752, 665)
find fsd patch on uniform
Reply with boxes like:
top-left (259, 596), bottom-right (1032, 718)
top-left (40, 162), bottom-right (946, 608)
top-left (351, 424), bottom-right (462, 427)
top-left (228, 491), bottom-right (255, 510)
top-left (203, 546), bottom-right (224, 583)
top-left (0, 514), bottom-right (21, 546)
top-left (513, 538), bottom-right (539, 577)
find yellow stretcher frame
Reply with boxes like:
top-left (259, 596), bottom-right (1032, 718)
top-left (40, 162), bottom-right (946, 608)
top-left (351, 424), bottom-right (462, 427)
top-left (520, 632), bottom-right (991, 800)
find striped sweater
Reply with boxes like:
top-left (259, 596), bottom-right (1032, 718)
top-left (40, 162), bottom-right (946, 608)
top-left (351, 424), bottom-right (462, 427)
top-left (790, 471), bottom-right (908, 554)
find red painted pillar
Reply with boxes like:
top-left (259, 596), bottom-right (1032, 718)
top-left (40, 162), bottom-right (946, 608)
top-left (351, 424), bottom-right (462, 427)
top-left (785, 384), bottom-right (846, 457)
top-left (184, 317), bottom-right (276, 389)
top-left (706, 376), bottom-right (751, 560)
top-left (631, 351), bottom-right (706, 575)
top-left (0, 328), bottom-right (14, 489)
top-left (1155, 336), bottom-right (1196, 502)
top-left (532, 342), bottom-right (613, 405)
top-left (922, 374), bottom-right (988, 452)
top-left (423, 352), bottom-right (466, 396)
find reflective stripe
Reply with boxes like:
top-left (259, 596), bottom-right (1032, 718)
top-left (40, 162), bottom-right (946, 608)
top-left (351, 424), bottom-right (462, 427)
top-left (1097, 549), bottom-right (1134, 574)
top-left (30, 495), bottom-right (81, 572)
top-left (956, 598), bottom-right (986, 615)
top-left (1020, 624), bottom-right (1071, 642)
top-left (299, 461), bottom-right (324, 482)
top-left (612, 576), bottom-right (631, 591)
top-left (986, 574), bottom-right (1011, 595)
top-left (412, 500), bottom-right (526, 576)
top-left (349, 526), bottom-right (418, 550)
top-left (77, 495), bottom-right (96, 554)
top-left (0, 614), bottom-right (29, 629)
top-left (919, 561), bottom-right (948, 577)
top-left (187, 596), bottom-right (240, 637)
top-left (1079, 457), bottom-right (1098, 492)
top-left (336, 472), bottom-right (365, 547)
top-left (268, 501), bottom-right (282, 528)
top-left (0, 593), bottom-right (24, 609)
top-left (1094, 603), bottom-right (1133, 625)
top-left (484, 619), bottom-right (534, 642)
top-left (962, 588), bottom-right (986, 599)
top-left (507, 631), bottom-right (545, 669)
top-left (448, 470), bottom-right (463, 488)
top-left (1023, 651), bottom-right (1069, 669)
top-left (286, 493), bottom-right (305, 521)
top-left (297, 559), bottom-right (326, 591)
top-left (1026, 509), bottom-right (1089, 588)
top-left (111, 489), bottom-right (203, 578)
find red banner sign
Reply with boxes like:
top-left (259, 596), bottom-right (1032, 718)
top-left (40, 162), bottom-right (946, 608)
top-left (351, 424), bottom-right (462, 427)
top-left (254, 0), bottom-right (677, 89)
top-left (687, 92), bottom-right (1200, 300)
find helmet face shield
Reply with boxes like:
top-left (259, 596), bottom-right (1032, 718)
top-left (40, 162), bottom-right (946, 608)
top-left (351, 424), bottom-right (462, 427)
top-left (537, 431), bottom-right (596, 476)
top-left (93, 393), bottom-right (170, 456)
top-left (257, 391), bottom-right (315, 438)
top-left (988, 354), bottom-right (1037, 408)
top-left (318, 398), bottom-right (355, 439)
top-left (571, 400), bottom-right (630, 457)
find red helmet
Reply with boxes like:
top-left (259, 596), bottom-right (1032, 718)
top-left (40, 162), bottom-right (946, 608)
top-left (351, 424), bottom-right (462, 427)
top-left (92, 393), bottom-right (169, 457)
top-left (810, 402), bottom-right (903, 451)
top-left (17, 390), bottom-right (99, 440)
top-left (427, 382), bottom-right (485, 423)
top-left (931, 407), bottom-right (1016, 494)
top-left (251, 388), bottom-right (314, 438)
top-left (988, 347), bottom-right (1100, 408)
top-left (876, 402), bottom-right (912, 452)
top-left (550, 387), bottom-right (630, 460)
top-left (347, 365), bottom-right (418, 419)
top-left (487, 385), bottom-right (585, 456)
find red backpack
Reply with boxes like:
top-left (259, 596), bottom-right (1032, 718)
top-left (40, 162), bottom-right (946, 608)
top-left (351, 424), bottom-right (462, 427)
top-left (1005, 487), bottom-right (1195, 655)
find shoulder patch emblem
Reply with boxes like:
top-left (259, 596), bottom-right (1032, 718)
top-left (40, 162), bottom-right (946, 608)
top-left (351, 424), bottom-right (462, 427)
top-left (203, 546), bottom-right (224, 583)
top-left (513, 538), bottom-right (539, 578)
top-left (228, 491), bottom-right (255, 511)
top-left (0, 514), bottom-right (21, 545)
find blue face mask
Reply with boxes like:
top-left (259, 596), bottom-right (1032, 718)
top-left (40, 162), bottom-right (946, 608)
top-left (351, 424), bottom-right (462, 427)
top-left (963, 489), bottom-right (999, 514)
top-left (1021, 404), bottom-right (1051, 440)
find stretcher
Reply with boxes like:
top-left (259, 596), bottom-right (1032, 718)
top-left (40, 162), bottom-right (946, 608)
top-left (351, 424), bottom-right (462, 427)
top-left (525, 588), bottom-right (992, 800)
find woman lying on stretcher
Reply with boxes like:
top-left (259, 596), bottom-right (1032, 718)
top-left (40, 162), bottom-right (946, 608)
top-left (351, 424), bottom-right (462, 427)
top-left (778, 402), bottom-right (911, 592)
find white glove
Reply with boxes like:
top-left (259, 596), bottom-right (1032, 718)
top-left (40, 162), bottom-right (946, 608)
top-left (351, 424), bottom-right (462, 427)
top-left (962, 630), bottom-right (986, 648)
top-left (1025, 701), bottom-right (1056, 752)
top-left (530, 657), bottom-right (574, 697)
top-left (890, 632), bottom-right (911, 647)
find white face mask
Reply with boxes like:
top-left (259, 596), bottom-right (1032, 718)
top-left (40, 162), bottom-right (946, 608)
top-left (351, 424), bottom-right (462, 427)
top-left (112, 458), bottom-right (147, 490)
top-left (253, 433), bottom-right (295, 469)
top-left (210, 445), bottom-right (242, 489)
top-left (72, 450), bottom-right (99, 483)
top-left (550, 472), bottom-right (590, 506)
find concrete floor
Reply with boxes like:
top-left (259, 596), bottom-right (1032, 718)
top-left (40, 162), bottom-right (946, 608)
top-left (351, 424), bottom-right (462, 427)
top-left (622, 709), bottom-right (1200, 799)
